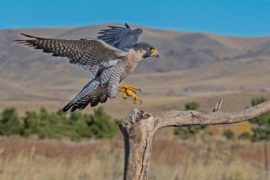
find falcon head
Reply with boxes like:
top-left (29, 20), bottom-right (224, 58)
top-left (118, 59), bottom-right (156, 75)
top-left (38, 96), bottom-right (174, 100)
top-left (134, 42), bottom-right (159, 59)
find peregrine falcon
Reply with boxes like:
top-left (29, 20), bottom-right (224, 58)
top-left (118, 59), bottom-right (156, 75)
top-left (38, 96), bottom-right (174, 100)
top-left (16, 23), bottom-right (159, 112)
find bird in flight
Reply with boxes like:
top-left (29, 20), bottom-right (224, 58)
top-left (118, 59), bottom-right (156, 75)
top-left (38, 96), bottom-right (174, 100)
top-left (16, 23), bottom-right (159, 112)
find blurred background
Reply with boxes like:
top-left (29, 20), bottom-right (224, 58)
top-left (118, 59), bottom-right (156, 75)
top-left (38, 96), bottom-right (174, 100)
top-left (0, 0), bottom-right (270, 179)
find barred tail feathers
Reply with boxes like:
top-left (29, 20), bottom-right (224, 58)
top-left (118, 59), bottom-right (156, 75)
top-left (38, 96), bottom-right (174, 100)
top-left (62, 80), bottom-right (100, 112)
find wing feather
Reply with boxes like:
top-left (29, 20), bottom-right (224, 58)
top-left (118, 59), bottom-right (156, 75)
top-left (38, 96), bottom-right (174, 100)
top-left (97, 23), bottom-right (143, 50)
top-left (16, 33), bottom-right (126, 73)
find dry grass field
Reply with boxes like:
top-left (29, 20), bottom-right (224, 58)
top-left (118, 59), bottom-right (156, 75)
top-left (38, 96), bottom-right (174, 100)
top-left (0, 136), bottom-right (269, 180)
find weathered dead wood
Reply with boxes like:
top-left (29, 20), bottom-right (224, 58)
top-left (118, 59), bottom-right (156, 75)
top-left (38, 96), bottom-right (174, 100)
top-left (119, 101), bottom-right (270, 180)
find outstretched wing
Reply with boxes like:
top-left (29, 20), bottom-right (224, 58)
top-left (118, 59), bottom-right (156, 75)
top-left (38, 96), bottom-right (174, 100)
top-left (16, 33), bottom-right (126, 77)
top-left (97, 23), bottom-right (143, 50)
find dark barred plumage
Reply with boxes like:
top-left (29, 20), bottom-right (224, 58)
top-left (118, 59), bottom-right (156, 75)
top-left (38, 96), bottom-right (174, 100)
top-left (16, 33), bottom-right (124, 69)
top-left (63, 84), bottom-right (108, 112)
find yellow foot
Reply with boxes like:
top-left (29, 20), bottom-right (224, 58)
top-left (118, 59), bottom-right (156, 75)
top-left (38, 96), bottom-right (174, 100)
top-left (119, 84), bottom-right (142, 92)
top-left (119, 84), bottom-right (142, 104)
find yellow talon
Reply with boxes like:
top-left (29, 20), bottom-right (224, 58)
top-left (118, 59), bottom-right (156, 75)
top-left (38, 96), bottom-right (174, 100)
top-left (126, 89), bottom-right (142, 104)
top-left (118, 84), bottom-right (142, 104)
top-left (119, 84), bottom-right (142, 92)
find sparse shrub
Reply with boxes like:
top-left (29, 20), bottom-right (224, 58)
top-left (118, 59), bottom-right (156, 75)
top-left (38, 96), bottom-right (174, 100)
top-left (88, 107), bottom-right (119, 139)
top-left (22, 111), bottom-right (39, 136)
top-left (175, 101), bottom-right (208, 140)
top-left (185, 101), bottom-right (199, 111)
top-left (0, 107), bottom-right (22, 136)
top-left (238, 132), bottom-right (251, 140)
top-left (68, 112), bottom-right (93, 140)
top-left (249, 97), bottom-right (270, 142)
top-left (175, 125), bottom-right (208, 140)
top-left (249, 97), bottom-right (270, 177)
top-left (251, 97), bottom-right (267, 107)
top-left (0, 106), bottom-right (119, 140)
top-left (223, 129), bottom-right (235, 140)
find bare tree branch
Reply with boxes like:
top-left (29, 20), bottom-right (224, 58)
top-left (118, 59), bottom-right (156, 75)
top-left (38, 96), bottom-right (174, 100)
top-left (120, 101), bottom-right (270, 180)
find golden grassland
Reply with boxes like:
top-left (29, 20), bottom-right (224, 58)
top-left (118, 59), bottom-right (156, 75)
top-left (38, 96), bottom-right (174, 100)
top-left (0, 136), bottom-right (269, 180)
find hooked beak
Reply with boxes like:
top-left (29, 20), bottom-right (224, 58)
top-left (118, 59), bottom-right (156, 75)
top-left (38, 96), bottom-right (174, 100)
top-left (150, 48), bottom-right (159, 57)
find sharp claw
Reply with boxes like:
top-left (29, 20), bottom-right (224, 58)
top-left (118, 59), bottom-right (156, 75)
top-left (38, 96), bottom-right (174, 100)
top-left (119, 84), bottom-right (143, 104)
top-left (119, 84), bottom-right (141, 92)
